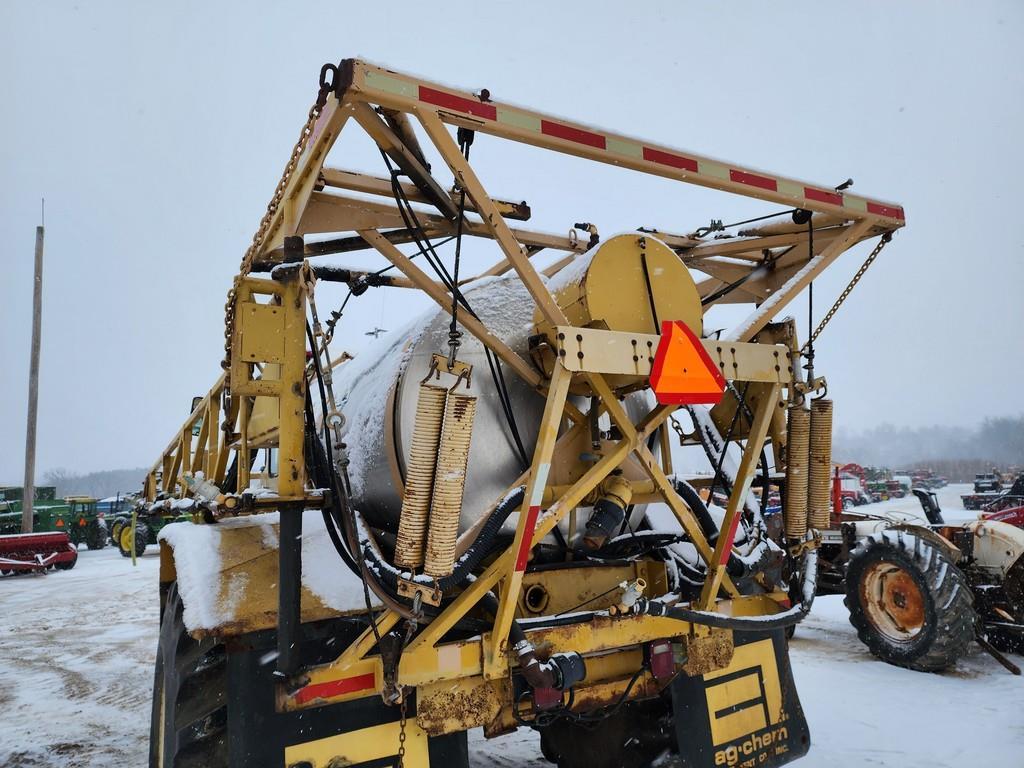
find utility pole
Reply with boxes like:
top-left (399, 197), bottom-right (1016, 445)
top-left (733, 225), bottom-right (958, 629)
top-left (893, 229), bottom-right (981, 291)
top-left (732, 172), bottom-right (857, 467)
top-left (23, 205), bottom-right (44, 533)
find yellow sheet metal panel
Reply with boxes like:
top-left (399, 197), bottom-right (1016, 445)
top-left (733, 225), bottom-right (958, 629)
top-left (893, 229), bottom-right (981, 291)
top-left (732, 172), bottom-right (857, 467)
top-left (284, 718), bottom-right (429, 767)
top-left (535, 235), bottom-right (701, 374)
top-left (235, 302), bottom-right (286, 365)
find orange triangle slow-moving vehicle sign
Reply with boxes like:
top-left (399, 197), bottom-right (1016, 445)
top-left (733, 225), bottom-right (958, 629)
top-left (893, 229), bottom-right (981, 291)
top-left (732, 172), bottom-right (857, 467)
top-left (649, 320), bottom-right (727, 405)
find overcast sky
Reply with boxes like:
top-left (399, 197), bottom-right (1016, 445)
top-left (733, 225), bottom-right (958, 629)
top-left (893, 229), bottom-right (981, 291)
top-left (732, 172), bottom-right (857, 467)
top-left (1, 1), bottom-right (1022, 480)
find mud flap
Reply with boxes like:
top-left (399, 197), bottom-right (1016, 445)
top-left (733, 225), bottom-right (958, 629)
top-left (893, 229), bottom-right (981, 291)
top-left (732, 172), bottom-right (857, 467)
top-left (670, 629), bottom-right (809, 768)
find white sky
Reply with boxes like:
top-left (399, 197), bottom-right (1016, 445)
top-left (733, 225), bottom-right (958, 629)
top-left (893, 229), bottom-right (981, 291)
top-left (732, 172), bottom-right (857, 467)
top-left (1, 1), bottom-right (1022, 479)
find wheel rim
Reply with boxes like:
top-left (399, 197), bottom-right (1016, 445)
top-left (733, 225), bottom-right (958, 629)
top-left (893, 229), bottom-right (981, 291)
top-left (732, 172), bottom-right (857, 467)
top-left (859, 561), bottom-right (926, 642)
top-left (119, 526), bottom-right (135, 552)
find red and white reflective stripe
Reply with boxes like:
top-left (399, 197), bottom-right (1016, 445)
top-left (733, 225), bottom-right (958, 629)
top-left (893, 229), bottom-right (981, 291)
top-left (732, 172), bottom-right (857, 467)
top-left (293, 672), bottom-right (376, 705)
top-left (514, 462), bottom-right (550, 572)
top-left (360, 66), bottom-right (904, 223)
top-left (718, 514), bottom-right (744, 567)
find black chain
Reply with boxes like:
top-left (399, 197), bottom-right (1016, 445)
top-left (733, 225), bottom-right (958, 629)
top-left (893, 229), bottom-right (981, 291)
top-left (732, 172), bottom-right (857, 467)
top-left (447, 129), bottom-right (473, 369)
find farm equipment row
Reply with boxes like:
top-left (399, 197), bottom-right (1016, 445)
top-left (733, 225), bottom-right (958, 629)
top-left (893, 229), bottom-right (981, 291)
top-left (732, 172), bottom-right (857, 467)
top-left (0, 531), bottom-right (79, 575)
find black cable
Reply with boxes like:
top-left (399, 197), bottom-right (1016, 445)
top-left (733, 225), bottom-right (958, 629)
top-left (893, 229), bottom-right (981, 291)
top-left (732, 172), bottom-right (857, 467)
top-left (306, 323), bottom-right (383, 645)
top-left (720, 208), bottom-right (798, 231)
top-left (380, 148), bottom-right (531, 471)
top-left (447, 136), bottom-right (471, 363)
top-left (709, 382), bottom-right (750, 498)
top-left (806, 218), bottom-right (815, 377)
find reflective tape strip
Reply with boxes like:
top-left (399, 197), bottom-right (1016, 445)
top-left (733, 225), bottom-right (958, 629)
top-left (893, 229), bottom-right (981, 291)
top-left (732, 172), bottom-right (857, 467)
top-left (419, 86), bottom-right (497, 121)
top-left (515, 462), bottom-right (551, 572)
top-left (719, 513), bottom-right (743, 567)
top-left (529, 463), bottom-right (551, 508)
top-left (541, 119), bottom-right (606, 149)
top-left (515, 506), bottom-right (542, 572)
top-left (643, 146), bottom-right (698, 172)
top-left (729, 169), bottom-right (778, 192)
top-left (356, 64), bottom-right (906, 223)
top-left (294, 672), bottom-right (376, 705)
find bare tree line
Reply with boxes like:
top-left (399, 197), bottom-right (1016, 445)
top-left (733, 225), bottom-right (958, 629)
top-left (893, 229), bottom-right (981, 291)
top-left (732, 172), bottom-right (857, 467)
top-left (41, 467), bottom-right (147, 499)
top-left (834, 415), bottom-right (1023, 481)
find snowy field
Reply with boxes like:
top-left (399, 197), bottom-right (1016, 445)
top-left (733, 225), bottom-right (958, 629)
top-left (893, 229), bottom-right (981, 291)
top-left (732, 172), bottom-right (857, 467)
top-left (1, 485), bottom-right (1020, 767)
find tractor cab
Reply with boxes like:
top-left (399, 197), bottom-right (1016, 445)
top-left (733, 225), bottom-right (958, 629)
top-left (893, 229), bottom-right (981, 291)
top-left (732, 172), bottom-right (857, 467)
top-left (62, 496), bottom-right (108, 550)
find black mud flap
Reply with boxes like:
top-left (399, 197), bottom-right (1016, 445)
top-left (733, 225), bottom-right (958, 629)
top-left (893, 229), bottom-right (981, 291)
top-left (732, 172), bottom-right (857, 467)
top-left (670, 629), bottom-right (809, 768)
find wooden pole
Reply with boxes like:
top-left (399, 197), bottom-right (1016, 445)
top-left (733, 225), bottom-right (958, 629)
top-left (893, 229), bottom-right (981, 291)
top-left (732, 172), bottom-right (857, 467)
top-left (22, 222), bottom-right (44, 533)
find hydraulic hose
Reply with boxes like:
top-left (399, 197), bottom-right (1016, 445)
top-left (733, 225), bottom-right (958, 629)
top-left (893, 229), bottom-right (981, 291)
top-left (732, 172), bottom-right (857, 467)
top-left (671, 478), bottom-right (750, 579)
top-left (636, 543), bottom-right (818, 631)
top-left (672, 479), bottom-right (720, 545)
top-left (359, 487), bottom-right (526, 598)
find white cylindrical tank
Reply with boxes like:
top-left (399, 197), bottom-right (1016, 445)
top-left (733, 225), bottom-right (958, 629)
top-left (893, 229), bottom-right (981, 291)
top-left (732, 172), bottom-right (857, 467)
top-left (335, 273), bottom-right (546, 534)
top-left (335, 234), bottom-right (701, 537)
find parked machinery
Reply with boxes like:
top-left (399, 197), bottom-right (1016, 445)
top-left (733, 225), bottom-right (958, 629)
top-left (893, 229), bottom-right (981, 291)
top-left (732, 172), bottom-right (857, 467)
top-left (0, 490), bottom-right (107, 551)
top-left (145, 60), bottom-right (906, 767)
top-left (816, 483), bottom-right (1024, 673)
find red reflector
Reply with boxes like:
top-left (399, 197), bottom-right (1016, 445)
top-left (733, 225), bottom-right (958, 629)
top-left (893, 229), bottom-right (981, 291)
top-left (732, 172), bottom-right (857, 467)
top-left (55, 519), bottom-right (64, 527)
top-left (649, 321), bottom-right (726, 406)
top-left (649, 641), bottom-right (675, 681)
top-left (532, 686), bottom-right (564, 711)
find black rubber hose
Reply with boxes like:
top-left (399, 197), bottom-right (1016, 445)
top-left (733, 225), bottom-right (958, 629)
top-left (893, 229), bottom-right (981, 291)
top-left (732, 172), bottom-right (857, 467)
top-left (638, 546), bottom-right (818, 632)
top-left (672, 479), bottom-right (720, 544)
top-left (671, 478), bottom-right (751, 579)
top-left (361, 487), bottom-right (526, 597)
top-left (479, 590), bottom-right (527, 647)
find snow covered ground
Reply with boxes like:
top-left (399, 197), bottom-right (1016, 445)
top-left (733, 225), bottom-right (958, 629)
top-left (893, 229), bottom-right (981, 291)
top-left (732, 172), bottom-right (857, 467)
top-left (0, 485), bottom-right (1020, 767)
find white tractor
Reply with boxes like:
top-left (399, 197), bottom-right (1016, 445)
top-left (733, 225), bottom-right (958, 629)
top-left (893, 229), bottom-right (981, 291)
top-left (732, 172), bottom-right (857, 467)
top-left (817, 488), bottom-right (1024, 673)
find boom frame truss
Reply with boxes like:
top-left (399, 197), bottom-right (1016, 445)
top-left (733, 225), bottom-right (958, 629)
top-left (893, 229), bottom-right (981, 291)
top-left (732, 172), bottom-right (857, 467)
top-left (149, 59), bottom-right (905, 739)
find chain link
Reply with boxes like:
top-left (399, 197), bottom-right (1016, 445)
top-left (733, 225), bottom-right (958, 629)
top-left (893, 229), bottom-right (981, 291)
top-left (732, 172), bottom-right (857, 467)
top-left (397, 695), bottom-right (408, 768)
top-left (220, 85), bottom-right (332, 415)
top-left (802, 231), bottom-right (892, 351)
top-left (669, 414), bottom-right (687, 446)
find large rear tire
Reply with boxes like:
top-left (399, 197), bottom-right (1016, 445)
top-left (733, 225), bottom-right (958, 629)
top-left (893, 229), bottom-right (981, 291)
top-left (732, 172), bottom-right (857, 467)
top-left (150, 582), bottom-right (228, 767)
top-left (844, 531), bottom-right (975, 671)
top-left (85, 519), bottom-right (108, 550)
top-left (109, 517), bottom-right (127, 546)
top-left (119, 523), bottom-right (149, 558)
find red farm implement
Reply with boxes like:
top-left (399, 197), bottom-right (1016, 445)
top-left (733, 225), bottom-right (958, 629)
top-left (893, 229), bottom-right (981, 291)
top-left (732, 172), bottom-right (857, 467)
top-left (0, 531), bottom-right (78, 575)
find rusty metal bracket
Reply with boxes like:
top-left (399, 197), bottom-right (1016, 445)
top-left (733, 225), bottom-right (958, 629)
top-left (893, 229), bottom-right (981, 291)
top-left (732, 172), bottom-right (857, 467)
top-left (397, 577), bottom-right (443, 608)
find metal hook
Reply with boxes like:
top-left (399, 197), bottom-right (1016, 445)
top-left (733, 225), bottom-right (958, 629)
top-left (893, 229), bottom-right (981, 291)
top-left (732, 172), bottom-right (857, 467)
top-left (419, 357), bottom-right (439, 385)
top-left (449, 368), bottom-right (471, 393)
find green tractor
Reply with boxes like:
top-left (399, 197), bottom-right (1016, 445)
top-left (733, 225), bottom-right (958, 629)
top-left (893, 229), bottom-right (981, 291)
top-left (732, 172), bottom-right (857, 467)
top-left (0, 490), bottom-right (107, 550)
top-left (60, 496), bottom-right (109, 550)
top-left (111, 498), bottom-right (193, 558)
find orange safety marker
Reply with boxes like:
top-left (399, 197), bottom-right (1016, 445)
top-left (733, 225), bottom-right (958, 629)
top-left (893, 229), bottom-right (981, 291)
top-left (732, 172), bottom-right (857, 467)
top-left (649, 320), bottom-right (727, 405)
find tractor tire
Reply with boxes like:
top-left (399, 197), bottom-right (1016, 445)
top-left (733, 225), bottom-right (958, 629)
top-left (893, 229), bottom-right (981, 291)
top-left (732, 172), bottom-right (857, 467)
top-left (119, 523), bottom-right (150, 558)
top-left (844, 531), bottom-right (975, 672)
top-left (842, 497), bottom-right (854, 511)
top-left (109, 517), bottom-right (127, 546)
top-left (150, 582), bottom-right (227, 767)
top-left (86, 519), bottom-right (108, 550)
